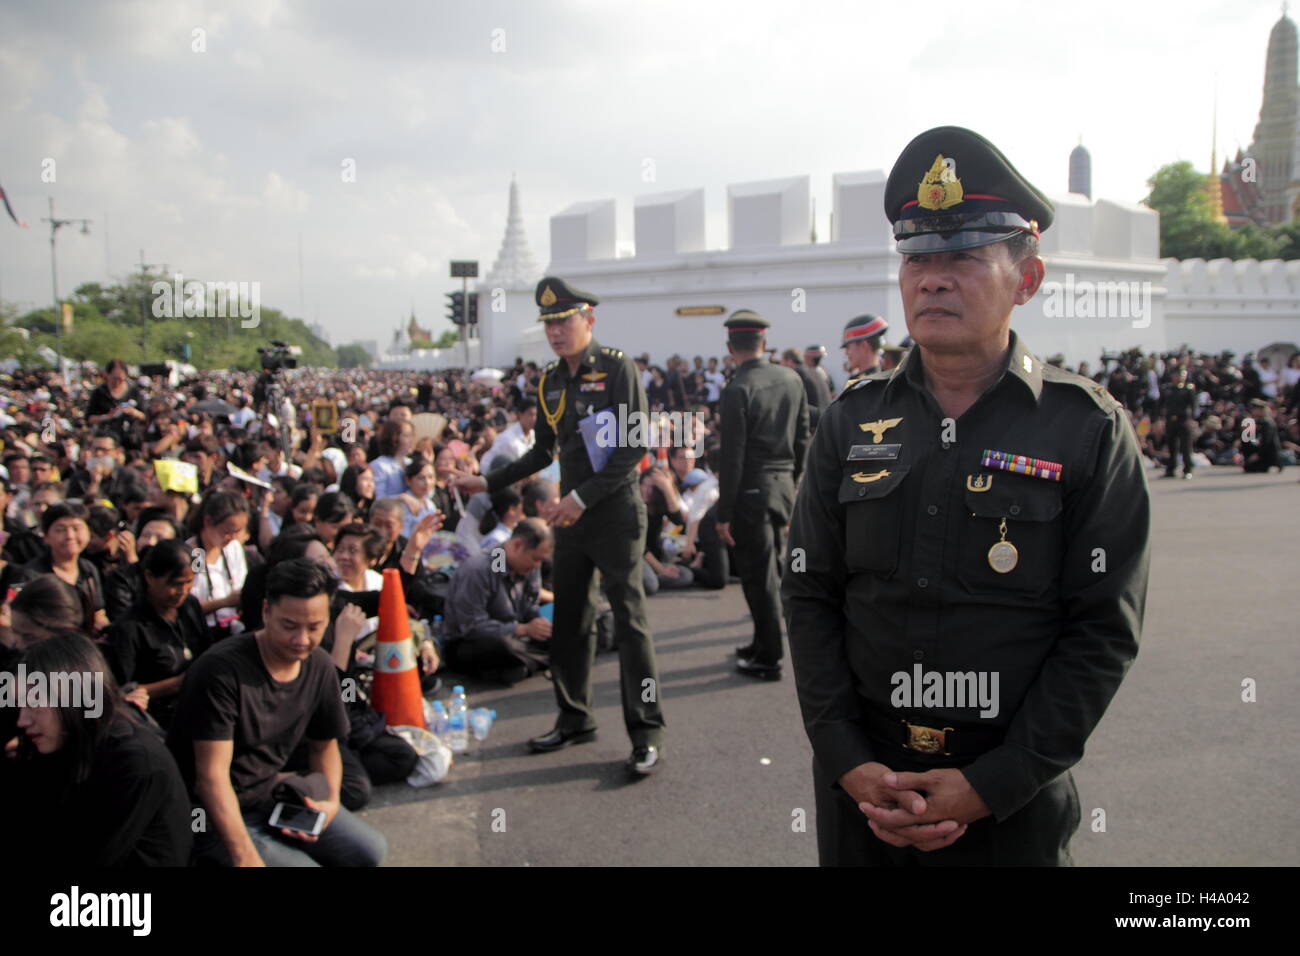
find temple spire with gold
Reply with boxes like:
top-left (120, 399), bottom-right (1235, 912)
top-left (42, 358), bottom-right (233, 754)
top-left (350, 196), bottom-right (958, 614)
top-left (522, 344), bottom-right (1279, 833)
top-left (1207, 92), bottom-right (1227, 224)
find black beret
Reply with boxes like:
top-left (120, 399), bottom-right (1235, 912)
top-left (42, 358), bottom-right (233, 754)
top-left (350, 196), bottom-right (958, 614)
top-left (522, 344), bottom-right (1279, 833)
top-left (885, 126), bottom-right (1054, 253)
top-left (536, 276), bottom-right (599, 321)
top-left (724, 310), bottom-right (769, 333)
top-left (841, 314), bottom-right (888, 348)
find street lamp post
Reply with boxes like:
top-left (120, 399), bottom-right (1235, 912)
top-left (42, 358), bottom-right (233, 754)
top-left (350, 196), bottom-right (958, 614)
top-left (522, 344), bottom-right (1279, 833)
top-left (41, 197), bottom-right (92, 379)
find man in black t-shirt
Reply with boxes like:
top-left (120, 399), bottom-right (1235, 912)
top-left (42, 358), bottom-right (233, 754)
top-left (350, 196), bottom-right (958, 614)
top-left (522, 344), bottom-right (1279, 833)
top-left (168, 558), bottom-right (386, 866)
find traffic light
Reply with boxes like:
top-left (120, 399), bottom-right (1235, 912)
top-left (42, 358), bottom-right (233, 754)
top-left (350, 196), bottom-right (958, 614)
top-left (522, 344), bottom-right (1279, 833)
top-left (467, 292), bottom-right (478, 325)
top-left (445, 290), bottom-right (465, 325)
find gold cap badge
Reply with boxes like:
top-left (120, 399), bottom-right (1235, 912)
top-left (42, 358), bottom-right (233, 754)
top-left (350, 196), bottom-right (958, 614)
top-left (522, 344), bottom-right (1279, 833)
top-left (540, 285), bottom-right (557, 307)
top-left (916, 154), bottom-right (964, 211)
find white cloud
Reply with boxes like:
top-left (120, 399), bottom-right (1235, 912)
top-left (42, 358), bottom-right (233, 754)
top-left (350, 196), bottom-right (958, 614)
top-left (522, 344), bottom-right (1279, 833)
top-left (0, 0), bottom-right (1281, 346)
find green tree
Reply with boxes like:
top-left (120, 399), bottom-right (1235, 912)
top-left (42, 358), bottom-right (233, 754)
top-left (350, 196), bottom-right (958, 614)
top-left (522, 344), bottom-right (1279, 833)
top-left (1144, 162), bottom-right (1219, 258)
top-left (1270, 221), bottom-right (1300, 260)
top-left (336, 344), bottom-right (373, 369)
top-left (0, 302), bottom-right (47, 369)
top-left (1143, 162), bottom-right (1278, 260)
top-left (435, 329), bottom-right (460, 349)
top-left (10, 272), bottom-right (338, 371)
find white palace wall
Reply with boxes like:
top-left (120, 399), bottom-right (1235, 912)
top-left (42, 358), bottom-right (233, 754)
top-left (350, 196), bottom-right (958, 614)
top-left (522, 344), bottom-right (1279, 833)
top-left (475, 173), bottom-right (1299, 371)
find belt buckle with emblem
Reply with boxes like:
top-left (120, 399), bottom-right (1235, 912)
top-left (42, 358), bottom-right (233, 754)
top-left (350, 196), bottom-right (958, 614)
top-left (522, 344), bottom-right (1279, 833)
top-left (903, 720), bottom-right (953, 755)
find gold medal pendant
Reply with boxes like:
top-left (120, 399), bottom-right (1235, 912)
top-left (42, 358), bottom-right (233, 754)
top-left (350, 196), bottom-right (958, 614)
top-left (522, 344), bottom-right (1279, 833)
top-left (987, 516), bottom-right (1019, 574)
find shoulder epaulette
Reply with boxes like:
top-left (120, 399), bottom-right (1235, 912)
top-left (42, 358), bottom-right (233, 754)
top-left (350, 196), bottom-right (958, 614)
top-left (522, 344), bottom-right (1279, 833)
top-left (1041, 364), bottom-right (1122, 413)
top-left (600, 346), bottom-right (625, 359)
top-left (832, 374), bottom-right (881, 403)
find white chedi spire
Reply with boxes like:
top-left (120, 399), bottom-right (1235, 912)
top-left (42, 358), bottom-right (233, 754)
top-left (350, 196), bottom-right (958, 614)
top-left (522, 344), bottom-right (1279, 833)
top-left (484, 176), bottom-right (540, 290)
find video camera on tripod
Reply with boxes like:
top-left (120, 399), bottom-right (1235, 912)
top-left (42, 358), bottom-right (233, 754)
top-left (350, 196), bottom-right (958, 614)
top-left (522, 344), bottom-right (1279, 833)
top-left (258, 341), bottom-right (301, 372)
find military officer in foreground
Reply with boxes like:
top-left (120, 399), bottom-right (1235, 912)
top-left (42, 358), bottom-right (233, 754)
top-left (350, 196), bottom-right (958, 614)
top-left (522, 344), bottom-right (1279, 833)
top-left (782, 127), bottom-right (1150, 865)
top-left (449, 277), bottom-right (665, 776)
top-left (717, 311), bottom-right (810, 680)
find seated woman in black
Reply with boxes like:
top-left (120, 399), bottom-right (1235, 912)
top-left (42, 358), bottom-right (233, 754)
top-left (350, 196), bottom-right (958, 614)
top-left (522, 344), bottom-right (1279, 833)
top-left (2, 632), bottom-right (193, 866)
top-left (105, 540), bottom-right (211, 727)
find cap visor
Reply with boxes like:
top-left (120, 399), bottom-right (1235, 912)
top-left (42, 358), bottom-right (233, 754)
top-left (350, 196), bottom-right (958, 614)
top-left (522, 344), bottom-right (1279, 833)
top-left (895, 230), bottom-right (1020, 254)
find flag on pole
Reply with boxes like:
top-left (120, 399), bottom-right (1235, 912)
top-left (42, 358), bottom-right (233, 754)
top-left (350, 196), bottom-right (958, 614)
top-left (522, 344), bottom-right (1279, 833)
top-left (0, 182), bottom-right (27, 228)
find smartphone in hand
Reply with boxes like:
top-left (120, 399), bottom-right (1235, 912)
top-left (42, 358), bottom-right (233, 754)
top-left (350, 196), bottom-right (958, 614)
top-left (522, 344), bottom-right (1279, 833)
top-left (268, 802), bottom-right (326, 836)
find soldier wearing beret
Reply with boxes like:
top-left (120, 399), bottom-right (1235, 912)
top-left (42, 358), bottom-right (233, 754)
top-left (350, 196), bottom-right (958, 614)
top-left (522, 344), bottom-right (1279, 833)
top-left (783, 127), bottom-right (1151, 865)
top-left (718, 311), bottom-right (811, 680)
top-left (450, 277), bottom-right (665, 775)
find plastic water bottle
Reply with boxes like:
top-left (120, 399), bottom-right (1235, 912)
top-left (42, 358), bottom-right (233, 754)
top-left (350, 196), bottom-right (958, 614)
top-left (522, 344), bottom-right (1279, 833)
top-left (447, 685), bottom-right (469, 752)
top-left (431, 614), bottom-right (445, 652)
top-left (468, 708), bottom-right (496, 741)
top-left (430, 700), bottom-right (450, 742)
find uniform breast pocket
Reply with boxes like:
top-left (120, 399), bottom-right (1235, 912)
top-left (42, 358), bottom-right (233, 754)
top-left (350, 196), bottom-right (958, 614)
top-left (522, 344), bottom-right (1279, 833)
top-left (958, 477), bottom-right (1063, 600)
top-left (837, 467), bottom-right (908, 577)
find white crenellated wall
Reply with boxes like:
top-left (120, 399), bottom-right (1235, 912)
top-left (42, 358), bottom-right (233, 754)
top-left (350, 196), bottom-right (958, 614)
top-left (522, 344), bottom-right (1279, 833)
top-left (456, 176), bottom-right (1300, 370)
top-left (1162, 258), bottom-right (1300, 354)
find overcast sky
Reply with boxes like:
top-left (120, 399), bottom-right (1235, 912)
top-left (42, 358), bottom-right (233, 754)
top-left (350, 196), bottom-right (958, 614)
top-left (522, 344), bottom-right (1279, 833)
top-left (0, 0), bottom-right (1281, 347)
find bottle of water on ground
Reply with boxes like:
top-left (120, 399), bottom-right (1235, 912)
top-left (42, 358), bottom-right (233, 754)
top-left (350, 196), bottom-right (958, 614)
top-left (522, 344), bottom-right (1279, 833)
top-left (430, 700), bottom-right (450, 743)
top-left (447, 685), bottom-right (469, 752)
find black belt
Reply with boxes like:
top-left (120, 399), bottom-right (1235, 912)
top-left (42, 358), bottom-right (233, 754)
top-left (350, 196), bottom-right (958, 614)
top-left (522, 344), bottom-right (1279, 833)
top-left (864, 707), bottom-right (1004, 757)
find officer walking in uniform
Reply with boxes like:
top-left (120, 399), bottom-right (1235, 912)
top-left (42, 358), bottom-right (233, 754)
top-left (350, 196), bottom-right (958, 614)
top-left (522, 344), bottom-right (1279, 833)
top-left (1160, 367), bottom-right (1198, 479)
top-left (717, 311), bottom-right (811, 680)
top-left (449, 278), bottom-right (665, 775)
top-left (781, 348), bottom-right (831, 430)
top-left (782, 127), bottom-right (1150, 865)
top-left (805, 345), bottom-right (836, 394)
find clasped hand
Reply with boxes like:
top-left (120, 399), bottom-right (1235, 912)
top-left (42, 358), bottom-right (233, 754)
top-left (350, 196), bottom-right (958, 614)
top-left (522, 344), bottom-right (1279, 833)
top-left (839, 761), bottom-right (991, 852)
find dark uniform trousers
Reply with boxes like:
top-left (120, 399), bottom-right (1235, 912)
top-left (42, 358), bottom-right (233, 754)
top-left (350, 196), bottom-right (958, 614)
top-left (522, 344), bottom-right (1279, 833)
top-left (551, 481), bottom-right (665, 746)
top-left (812, 746), bottom-right (1080, 867)
top-left (731, 471), bottom-right (795, 664)
top-left (1165, 417), bottom-right (1195, 475)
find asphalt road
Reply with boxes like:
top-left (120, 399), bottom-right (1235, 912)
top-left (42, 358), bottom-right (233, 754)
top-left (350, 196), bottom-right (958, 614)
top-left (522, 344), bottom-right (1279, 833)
top-left (359, 466), bottom-right (1300, 866)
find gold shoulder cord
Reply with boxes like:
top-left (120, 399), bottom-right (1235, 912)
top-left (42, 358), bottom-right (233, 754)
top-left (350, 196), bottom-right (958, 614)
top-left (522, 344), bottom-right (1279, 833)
top-left (538, 370), bottom-right (566, 435)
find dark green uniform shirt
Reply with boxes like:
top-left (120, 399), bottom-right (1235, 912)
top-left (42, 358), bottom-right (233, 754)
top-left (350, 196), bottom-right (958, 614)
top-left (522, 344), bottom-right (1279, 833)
top-left (716, 357), bottom-right (810, 523)
top-left (782, 331), bottom-right (1150, 821)
top-left (484, 338), bottom-right (648, 505)
top-left (1160, 381), bottom-right (1198, 420)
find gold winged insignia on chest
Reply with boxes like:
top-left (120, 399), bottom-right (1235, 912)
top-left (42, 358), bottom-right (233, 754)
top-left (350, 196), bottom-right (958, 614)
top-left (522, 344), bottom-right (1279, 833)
top-left (858, 417), bottom-right (903, 443)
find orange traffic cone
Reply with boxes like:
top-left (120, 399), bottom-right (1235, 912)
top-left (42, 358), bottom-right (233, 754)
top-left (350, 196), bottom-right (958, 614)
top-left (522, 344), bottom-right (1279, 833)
top-left (370, 568), bottom-right (427, 728)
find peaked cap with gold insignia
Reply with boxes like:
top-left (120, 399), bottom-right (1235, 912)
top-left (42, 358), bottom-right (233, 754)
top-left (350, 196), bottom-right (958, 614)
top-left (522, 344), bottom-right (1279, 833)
top-left (536, 276), bottom-right (600, 321)
top-left (884, 126), bottom-right (1054, 254)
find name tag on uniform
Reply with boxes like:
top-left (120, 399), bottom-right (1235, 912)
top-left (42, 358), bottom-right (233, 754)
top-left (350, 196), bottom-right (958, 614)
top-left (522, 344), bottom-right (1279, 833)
top-left (848, 443), bottom-right (900, 461)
